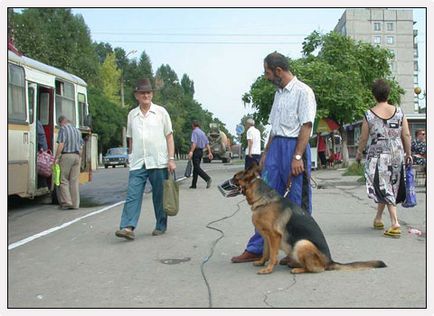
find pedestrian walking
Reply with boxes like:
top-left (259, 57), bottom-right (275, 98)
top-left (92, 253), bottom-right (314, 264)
top-left (115, 78), bottom-right (176, 240)
top-left (317, 134), bottom-right (327, 169)
top-left (188, 120), bottom-right (213, 189)
top-left (231, 51), bottom-right (317, 264)
top-left (244, 118), bottom-right (262, 170)
top-left (54, 115), bottom-right (83, 209)
top-left (356, 79), bottom-right (412, 238)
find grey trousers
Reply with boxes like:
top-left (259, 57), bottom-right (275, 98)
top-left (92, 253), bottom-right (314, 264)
top-left (59, 153), bottom-right (81, 208)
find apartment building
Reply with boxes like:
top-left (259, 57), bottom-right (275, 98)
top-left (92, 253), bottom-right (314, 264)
top-left (334, 8), bottom-right (425, 148)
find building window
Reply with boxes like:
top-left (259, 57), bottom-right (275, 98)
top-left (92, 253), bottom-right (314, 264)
top-left (414, 48), bottom-right (418, 58)
top-left (388, 62), bottom-right (396, 72)
top-left (386, 22), bottom-right (394, 31)
top-left (373, 22), bottom-right (381, 31)
top-left (414, 61), bottom-right (418, 71)
top-left (373, 35), bottom-right (381, 45)
top-left (413, 74), bottom-right (418, 85)
top-left (386, 36), bottom-right (395, 45)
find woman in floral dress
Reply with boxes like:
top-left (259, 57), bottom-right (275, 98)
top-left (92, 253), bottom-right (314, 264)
top-left (356, 79), bottom-right (412, 238)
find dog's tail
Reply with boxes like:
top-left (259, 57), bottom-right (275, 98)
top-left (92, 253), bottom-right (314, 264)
top-left (327, 260), bottom-right (387, 271)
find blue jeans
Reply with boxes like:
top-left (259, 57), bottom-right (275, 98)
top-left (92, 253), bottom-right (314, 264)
top-left (120, 166), bottom-right (168, 231)
top-left (245, 137), bottom-right (312, 255)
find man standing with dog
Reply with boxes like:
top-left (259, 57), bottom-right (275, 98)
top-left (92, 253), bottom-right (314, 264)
top-left (231, 51), bottom-right (317, 264)
top-left (115, 78), bottom-right (176, 240)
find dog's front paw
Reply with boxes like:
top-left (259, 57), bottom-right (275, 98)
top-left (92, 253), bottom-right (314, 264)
top-left (257, 267), bottom-right (273, 274)
top-left (253, 259), bottom-right (266, 266)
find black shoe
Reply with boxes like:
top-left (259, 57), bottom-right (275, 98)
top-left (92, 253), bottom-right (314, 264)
top-left (189, 185), bottom-right (197, 189)
top-left (152, 229), bottom-right (166, 236)
top-left (206, 178), bottom-right (212, 189)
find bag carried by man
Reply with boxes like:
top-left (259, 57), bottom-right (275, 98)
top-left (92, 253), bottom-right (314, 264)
top-left (184, 160), bottom-right (192, 178)
top-left (37, 149), bottom-right (55, 177)
top-left (163, 172), bottom-right (179, 216)
top-left (402, 164), bottom-right (417, 208)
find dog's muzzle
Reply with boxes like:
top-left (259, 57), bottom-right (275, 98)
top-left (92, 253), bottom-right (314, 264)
top-left (218, 178), bottom-right (242, 198)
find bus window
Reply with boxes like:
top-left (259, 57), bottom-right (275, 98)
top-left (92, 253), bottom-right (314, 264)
top-left (55, 80), bottom-right (76, 126)
top-left (78, 93), bottom-right (87, 127)
top-left (8, 63), bottom-right (26, 123)
top-left (39, 92), bottom-right (50, 125)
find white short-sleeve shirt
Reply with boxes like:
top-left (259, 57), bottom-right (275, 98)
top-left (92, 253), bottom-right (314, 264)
top-left (126, 103), bottom-right (173, 170)
top-left (269, 76), bottom-right (317, 138)
top-left (245, 126), bottom-right (261, 155)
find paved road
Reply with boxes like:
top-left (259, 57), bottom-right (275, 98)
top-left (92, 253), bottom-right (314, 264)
top-left (6, 161), bottom-right (428, 310)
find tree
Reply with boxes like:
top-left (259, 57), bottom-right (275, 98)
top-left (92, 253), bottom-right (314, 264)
top-left (10, 8), bottom-right (100, 86)
top-left (243, 31), bottom-right (405, 166)
top-left (100, 52), bottom-right (121, 106)
top-left (87, 87), bottom-right (128, 153)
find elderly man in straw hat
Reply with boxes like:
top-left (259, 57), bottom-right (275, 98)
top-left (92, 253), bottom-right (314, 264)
top-left (115, 78), bottom-right (176, 240)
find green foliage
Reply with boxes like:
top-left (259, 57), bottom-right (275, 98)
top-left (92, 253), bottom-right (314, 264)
top-left (11, 9), bottom-right (100, 86)
top-left (343, 161), bottom-right (366, 183)
top-left (87, 87), bottom-right (128, 152)
top-left (243, 31), bottom-right (405, 128)
top-left (100, 53), bottom-right (121, 105)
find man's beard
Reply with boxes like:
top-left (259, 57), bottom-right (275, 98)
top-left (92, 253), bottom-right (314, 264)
top-left (268, 74), bottom-right (283, 88)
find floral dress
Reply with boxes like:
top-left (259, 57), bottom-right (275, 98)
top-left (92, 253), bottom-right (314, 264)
top-left (411, 139), bottom-right (426, 166)
top-left (364, 107), bottom-right (406, 205)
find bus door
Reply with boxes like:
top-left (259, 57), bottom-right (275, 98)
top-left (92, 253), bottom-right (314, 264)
top-left (27, 82), bottom-right (37, 194)
top-left (38, 86), bottom-right (55, 189)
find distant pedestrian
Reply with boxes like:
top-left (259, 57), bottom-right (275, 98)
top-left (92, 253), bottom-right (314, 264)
top-left (356, 79), bottom-right (412, 238)
top-left (54, 115), bottom-right (83, 209)
top-left (188, 120), bottom-right (213, 189)
top-left (115, 78), bottom-right (176, 240)
top-left (244, 118), bottom-right (262, 170)
top-left (411, 129), bottom-right (426, 166)
top-left (317, 134), bottom-right (327, 168)
top-left (231, 51), bottom-right (317, 264)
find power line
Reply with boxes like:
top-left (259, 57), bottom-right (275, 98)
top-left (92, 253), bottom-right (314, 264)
top-left (92, 32), bottom-right (309, 37)
top-left (94, 40), bottom-right (303, 45)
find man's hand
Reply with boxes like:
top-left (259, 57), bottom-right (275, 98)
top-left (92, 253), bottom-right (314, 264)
top-left (188, 151), bottom-right (193, 160)
top-left (291, 159), bottom-right (304, 176)
top-left (168, 160), bottom-right (176, 173)
top-left (208, 152), bottom-right (213, 160)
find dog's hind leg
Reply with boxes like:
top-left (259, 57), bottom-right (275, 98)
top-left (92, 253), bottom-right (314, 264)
top-left (291, 240), bottom-right (327, 274)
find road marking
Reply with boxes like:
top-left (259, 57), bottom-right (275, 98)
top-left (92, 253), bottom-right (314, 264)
top-left (8, 201), bottom-right (125, 250)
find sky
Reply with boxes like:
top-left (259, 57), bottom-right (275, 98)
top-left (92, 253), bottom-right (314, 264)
top-left (67, 8), bottom-right (427, 137)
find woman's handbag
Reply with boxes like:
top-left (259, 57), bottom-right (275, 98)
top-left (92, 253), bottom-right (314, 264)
top-left (37, 149), bottom-right (55, 177)
top-left (184, 160), bottom-right (192, 178)
top-left (163, 172), bottom-right (179, 216)
top-left (402, 164), bottom-right (417, 208)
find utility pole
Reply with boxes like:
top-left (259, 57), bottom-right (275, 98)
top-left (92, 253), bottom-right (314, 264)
top-left (120, 49), bottom-right (137, 108)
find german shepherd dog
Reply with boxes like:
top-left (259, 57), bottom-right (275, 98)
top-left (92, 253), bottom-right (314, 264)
top-left (232, 163), bottom-right (386, 275)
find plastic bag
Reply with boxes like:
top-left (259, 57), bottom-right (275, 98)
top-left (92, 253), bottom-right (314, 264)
top-left (163, 173), bottom-right (179, 216)
top-left (52, 163), bottom-right (61, 186)
top-left (37, 149), bottom-right (55, 177)
top-left (402, 164), bottom-right (417, 208)
top-left (184, 160), bottom-right (192, 178)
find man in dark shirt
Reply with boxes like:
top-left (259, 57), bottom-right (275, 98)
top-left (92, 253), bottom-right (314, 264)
top-left (187, 120), bottom-right (213, 189)
top-left (54, 115), bottom-right (83, 209)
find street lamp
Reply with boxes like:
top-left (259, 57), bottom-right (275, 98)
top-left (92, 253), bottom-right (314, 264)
top-left (120, 49), bottom-right (137, 108)
top-left (414, 86), bottom-right (426, 100)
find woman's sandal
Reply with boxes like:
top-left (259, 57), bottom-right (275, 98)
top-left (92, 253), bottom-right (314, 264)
top-left (384, 227), bottom-right (401, 238)
top-left (373, 221), bottom-right (384, 230)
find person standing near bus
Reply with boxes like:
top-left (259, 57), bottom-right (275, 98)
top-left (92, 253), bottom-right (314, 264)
top-left (54, 115), bottom-right (83, 209)
top-left (115, 78), bottom-right (176, 240)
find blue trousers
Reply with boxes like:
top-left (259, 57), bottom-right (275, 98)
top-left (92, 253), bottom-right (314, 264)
top-left (120, 166), bottom-right (168, 231)
top-left (245, 137), bottom-right (312, 255)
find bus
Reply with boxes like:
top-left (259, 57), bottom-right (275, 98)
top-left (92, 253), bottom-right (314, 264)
top-left (8, 48), bottom-right (94, 200)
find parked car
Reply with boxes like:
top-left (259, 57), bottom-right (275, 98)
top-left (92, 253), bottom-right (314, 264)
top-left (103, 147), bottom-right (128, 168)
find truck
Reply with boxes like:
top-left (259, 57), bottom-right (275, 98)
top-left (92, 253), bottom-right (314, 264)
top-left (203, 123), bottom-right (232, 163)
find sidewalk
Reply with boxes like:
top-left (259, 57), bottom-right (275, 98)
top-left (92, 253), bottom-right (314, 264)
top-left (7, 163), bottom-right (427, 309)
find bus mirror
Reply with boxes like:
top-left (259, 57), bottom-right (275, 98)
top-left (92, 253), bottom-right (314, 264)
top-left (85, 114), bottom-right (92, 128)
